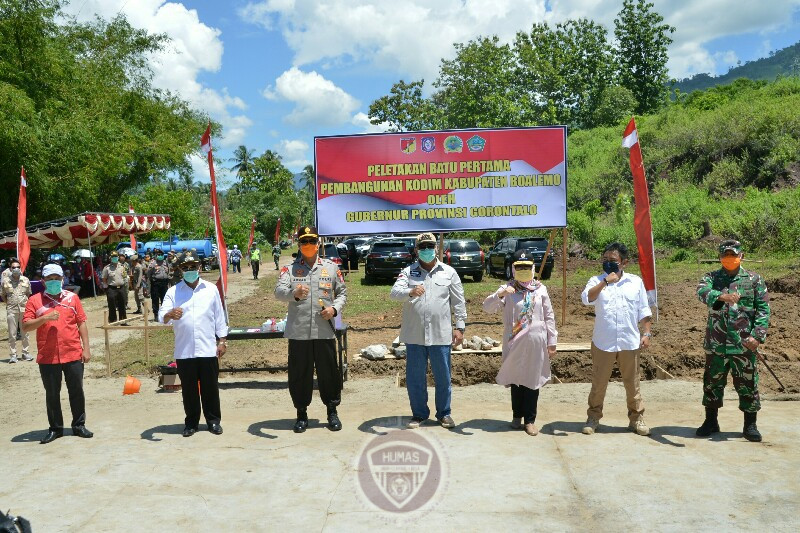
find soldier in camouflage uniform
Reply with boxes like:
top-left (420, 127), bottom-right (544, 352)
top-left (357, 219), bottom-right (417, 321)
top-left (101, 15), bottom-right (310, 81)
top-left (696, 239), bottom-right (770, 442)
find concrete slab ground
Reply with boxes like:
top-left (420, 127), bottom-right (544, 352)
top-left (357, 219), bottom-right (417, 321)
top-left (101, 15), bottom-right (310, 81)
top-left (1, 368), bottom-right (798, 532)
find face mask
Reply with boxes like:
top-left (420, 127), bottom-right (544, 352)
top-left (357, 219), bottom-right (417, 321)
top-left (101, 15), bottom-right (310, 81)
top-left (183, 270), bottom-right (200, 283)
top-left (45, 279), bottom-right (62, 295)
top-left (111, 257), bottom-right (119, 264)
top-left (300, 243), bottom-right (319, 257)
top-left (418, 248), bottom-right (436, 263)
top-left (156, 255), bottom-right (164, 261)
top-left (11, 268), bottom-right (21, 277)
top-left (602, 261), bottom-right (619, 275)
top-left (513, 267), bottom-right (534, 283)
top-left (720, 256), bottom-right (741, 271)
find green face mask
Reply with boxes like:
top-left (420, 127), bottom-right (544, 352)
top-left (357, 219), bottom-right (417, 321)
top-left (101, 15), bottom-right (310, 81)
top-left (183, 270), bottom-right (200, 283)
top-left (156, 255), bottom-right (164, 261)
top-left (45, 279), bottom-right (62, 295)
top-left (111, 257), bottom-right (119, 264)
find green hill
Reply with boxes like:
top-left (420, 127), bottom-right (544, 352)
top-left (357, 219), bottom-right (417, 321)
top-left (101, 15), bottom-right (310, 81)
top-left (564, 77), bottom-right (800, 256)
top-left (673, 41), bottom-right (800, 94)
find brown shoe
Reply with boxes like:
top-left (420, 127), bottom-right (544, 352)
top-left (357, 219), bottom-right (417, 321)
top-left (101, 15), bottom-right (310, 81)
top-left (524, 423), bottom-right (539, 436)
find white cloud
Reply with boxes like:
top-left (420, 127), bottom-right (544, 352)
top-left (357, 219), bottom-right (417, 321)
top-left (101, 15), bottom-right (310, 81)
top-left (240, 0), bottom-right (548, 84)
top-left (276, 139), bottom-right (311, 169)
top-left (62, 1), bottom-right (252, 147)
top-left (241, 0), bottom-right (800, 82)
top-left (351, 112), bottom-right (390, 133)
top-left (264, 67), bottom-right (360, 126)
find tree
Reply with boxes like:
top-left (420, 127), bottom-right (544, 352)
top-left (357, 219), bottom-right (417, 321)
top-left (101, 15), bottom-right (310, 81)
top-left (614, 0), bottom-right (675, 114)
top-left (367, 79), bottom-right (439, 132)
top-left (240, 150), bottom-right (295, 194)
top-left (230, 144), bottom-right (256, 179)
top-left (590, 85), bottom-right (638, 127)
top-left (0, 1), bottom-right (208, 231)
top-left (432, 36), bottom-right (519, 128)
top-left (515, 19), bottom-right (617, 128)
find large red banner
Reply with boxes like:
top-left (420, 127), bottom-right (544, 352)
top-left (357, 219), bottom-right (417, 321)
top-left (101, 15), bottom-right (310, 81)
top-left (314, 127), bottom-right (567, 235)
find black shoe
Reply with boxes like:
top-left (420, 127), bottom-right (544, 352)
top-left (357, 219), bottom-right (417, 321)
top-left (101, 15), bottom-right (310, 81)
top-left (182, 426), bottom-right (197, 437)
top-left (208, 423), bottom-right (223, 435)
top-left (743, 412), bottom-right (762, 442)
top-left (133, 310), bottom-right (142, 314)
top-left (72, 425), bottom-right (94, 438)
top-left (40, 430), bottom-right (63, 444)
top-left (327, 406), bottom-right (342, 432)
top-left (294, 409), bottom-right (309, 433)
top-left (696, 407), bottom-right (720, 437)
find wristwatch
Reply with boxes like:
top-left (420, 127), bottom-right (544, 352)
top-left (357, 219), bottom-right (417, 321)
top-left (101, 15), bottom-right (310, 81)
top-left (642, 332), bottom-right (652, 338)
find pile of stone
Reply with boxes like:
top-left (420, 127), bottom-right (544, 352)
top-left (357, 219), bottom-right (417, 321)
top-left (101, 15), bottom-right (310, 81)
top-left (359, 337), bottom-right (407, 360)
top-left (452, 335), bottom-right (501, 352)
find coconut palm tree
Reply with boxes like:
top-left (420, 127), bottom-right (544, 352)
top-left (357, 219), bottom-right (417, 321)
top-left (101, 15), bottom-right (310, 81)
top-left (230, 145), bottom-right (256, 179)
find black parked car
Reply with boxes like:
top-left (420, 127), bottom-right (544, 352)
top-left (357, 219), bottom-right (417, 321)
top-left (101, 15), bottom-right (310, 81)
top-left (364, 240), bottom-right (414, 281)
top-left (486, 237), bottom-right (554, 280)
top-left (443, 239), bottom-right (484, 282)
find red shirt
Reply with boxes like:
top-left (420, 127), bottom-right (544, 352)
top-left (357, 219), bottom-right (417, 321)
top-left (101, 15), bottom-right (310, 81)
top-left (23, 291), bottom-right (88, 364)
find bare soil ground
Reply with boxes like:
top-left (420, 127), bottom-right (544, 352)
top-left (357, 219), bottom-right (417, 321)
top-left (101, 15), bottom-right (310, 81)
top-left (212, 258), bottom-right (800, 394)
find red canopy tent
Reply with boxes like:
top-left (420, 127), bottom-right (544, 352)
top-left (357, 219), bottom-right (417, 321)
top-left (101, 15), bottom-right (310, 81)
top-left (0, 212), bottom-right (170, 250)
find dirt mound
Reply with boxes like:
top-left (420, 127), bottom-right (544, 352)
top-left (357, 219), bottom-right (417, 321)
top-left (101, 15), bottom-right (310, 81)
top-left (767, 275), bottom-right (800, 295)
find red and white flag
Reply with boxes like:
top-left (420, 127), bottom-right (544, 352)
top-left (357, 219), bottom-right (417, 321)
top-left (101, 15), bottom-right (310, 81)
top-left (128, 204), bottom-right (137, 252)
top-left (623, 117), bottom-right (658, 312)
top-left (17, 167), bottom-right (30, 272)
top-left (274, 217), bottom-right (281, 245)
top-left (247, 217), bottom-right (256, 255)
top-left (201, 123), bottom-right (228, 315)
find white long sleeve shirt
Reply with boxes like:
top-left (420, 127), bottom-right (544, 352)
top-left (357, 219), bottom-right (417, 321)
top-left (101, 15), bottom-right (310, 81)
top-left (581, 272), bottom-right (651, 352)
top-left (159, 278), bottom-right (228, 359)
top-left (390, 260), bottom-right (467, 346)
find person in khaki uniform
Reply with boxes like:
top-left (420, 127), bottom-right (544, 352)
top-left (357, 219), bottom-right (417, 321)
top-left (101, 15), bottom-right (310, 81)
top-left (119, 254), bottom-right (131, 310)
top-left (2, 258), bottom-right (33, 363)
top-left (275, 226), bottom-right (347, 433)
top-left (131, 254), bottom-right (145, 314)
top-left (102, 251), bottom-right (127, 324)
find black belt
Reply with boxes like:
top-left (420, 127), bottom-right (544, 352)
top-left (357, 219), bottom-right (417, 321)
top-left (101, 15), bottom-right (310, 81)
top-left (110, 285), bottom-right (123, 289)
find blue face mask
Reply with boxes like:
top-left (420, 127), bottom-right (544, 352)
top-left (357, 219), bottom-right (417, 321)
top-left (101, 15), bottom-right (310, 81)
top-left (418, 248), bottom-right (436, 263)
top-left (183, 270), bottom-right (200, 284)
top-left (111, 257), bottom-right (119, 264)
top-left (45, 279), bottom-right (63, 295)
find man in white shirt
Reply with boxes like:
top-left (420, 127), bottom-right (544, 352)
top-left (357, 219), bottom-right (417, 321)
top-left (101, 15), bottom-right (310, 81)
top-left (159, 253), bottom-right (228, 437)
top-left (390, 232), bottom-right (467, 430)
top-left (580, 242), bottom-right (653, 436)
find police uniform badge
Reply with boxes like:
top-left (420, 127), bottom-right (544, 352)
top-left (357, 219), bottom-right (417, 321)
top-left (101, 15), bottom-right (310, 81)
top-left (421, 136), bottom-right (435, 153)
top-left (444, 136), bottom-right (463, 153)
top-left (401, 137), bottom-right (417, 154)
top-left (467, 135), bottom-right (486, 152)
top-left (321, 268), bottom-right (329, 277)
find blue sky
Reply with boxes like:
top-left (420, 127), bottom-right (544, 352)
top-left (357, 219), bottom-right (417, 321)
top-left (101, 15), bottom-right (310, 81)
top-left (64, 0), bottom-right (800, 184)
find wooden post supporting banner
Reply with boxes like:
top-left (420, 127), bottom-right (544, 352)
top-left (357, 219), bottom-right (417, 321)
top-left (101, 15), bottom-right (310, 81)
top-left (562, 227), bottom-right (568, 326)
top-left (538, 229), bottom-right (557, 279)
top-left (103, 310), bottom-right (111, 376)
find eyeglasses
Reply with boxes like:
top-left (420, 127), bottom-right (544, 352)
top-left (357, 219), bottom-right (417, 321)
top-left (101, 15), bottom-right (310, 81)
top-left (299, 239), bottom-right (318, 245)
top-left (417, 243), bottom-right (436, 250)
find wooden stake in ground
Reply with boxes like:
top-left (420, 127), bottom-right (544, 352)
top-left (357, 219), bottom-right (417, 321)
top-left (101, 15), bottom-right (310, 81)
top-left (538, 228), bottom-right (557, 280)
top-left (143, 300), bottom-right (150, 368)
top-left (104, 310), bottom-right (111, 376)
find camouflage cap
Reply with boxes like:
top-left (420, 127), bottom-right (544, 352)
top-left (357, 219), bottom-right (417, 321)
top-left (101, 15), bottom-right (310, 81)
top-left (416, 232), bottom-right (437, 246)
top-left (180, 252), bottom-right (200, 266)
top-left (719, 239), bottom-right (742, 254)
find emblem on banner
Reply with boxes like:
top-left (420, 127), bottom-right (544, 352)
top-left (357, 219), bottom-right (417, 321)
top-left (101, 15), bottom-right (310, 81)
top-left (421, 136), bottom-right (435, 153)
top-left (443, 136), bottom-right (463, 153)
top-left (467, 135), bottom-right (486, 152)
top-left (401, 137), bottom-right (417, 154)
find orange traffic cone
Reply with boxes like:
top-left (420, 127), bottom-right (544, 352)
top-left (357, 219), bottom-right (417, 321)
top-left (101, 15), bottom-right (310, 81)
top-left (123, 375), bottom-right (141, 395)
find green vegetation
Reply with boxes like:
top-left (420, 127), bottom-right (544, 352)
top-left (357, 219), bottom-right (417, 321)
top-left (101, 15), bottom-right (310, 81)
top-left (674, 41), bottom-right (800, 94)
